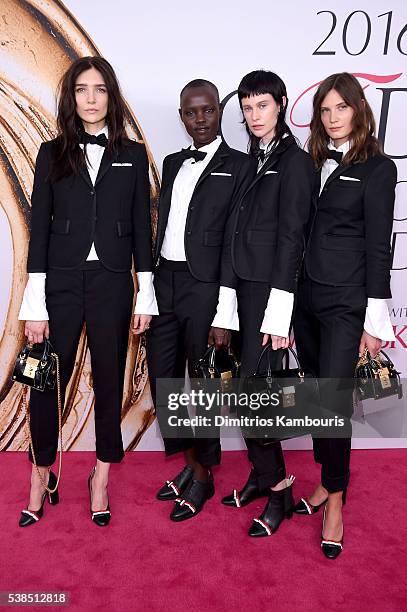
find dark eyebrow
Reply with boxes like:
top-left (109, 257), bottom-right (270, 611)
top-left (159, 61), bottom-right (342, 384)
top-left (75, 83), bottom-right (106, 87)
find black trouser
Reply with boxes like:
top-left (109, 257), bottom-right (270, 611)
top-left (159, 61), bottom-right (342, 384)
top-left (146, 258), bottom-right (221, 468)
top-left (237, 279), bottom-right (286, 490)
top-left (29, 263), bottom-right (134, 466)
top-left (293, 277), bottom-right (366, 493)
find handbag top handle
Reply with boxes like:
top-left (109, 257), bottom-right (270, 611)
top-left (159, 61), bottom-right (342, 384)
top-left (254, 344), bottom-right (302, 377)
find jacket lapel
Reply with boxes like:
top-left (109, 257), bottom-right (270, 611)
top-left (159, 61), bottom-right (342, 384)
top-left (242, 135), bottom-right (295, 196)
top-left (192, 141), bottom-right (230, 193)
top-left (95, 147), bottom-right (119, 187)
top-left (156, 152), bottom-right (186, 245)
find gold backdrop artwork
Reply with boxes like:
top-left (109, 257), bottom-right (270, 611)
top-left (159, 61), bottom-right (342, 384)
top-left (0, 0), bottom-right (160, 451)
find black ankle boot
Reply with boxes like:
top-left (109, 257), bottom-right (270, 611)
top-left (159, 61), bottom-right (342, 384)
top-left (221, 469), bottom-right (268, 508)
top-left (248, 475), bottom-right (295, 537)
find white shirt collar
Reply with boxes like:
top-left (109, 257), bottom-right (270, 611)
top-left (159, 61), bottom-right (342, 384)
top-left (328, 138), bottom-right (351, 154)
top-left (190, 135), bottom-right (222, 154)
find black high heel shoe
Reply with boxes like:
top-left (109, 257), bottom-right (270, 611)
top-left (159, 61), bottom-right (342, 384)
top-left (248, 475), bottom-right (295, 537)
top-left (19, 470), bottom-right (59, 527)
top-left (321, 505), bottom-right (344, 559)
top-left (221, 469), bottom-right (268, 508)
top-left (88, 467), bottom-right (111, 527)
top-left (294, 488), bottom-right (346, 515)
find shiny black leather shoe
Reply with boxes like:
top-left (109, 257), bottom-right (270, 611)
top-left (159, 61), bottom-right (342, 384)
top-left (88, 467), bottom-right (111, 527)
top-left (294, 488), bottom-right (346, 515)
top-left (321, 506), bottom-right (344, 559)
top-left (293, 496), bottom-right (327, 515)
top-left (248, 475), bottom-right (295, 537)
top-left (156, 465), bottom-right (194, 501)
top-left (221, 469), bottom-right (268, 508)
top-left (19, 470), bottom-right (59, 527)
top-left (170, 474), bottom-right (215, 522)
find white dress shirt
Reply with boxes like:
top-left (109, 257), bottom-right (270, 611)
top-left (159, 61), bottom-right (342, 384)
top-left (160, 136), bottom-right (222, 260)
top-left (18, 126), bottom-right (158, 320)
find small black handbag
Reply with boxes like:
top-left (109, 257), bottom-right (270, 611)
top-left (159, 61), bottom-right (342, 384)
top-left (241, 344), bottom-right (320, 444)
top-left (354, 348), bottom-right (402, 402)
top-left (192, 345), bottom-right (240, 388)
top-left (11, 339), bottom-right (62, 494)
top-left (12, 339), bottom-right (57, 391)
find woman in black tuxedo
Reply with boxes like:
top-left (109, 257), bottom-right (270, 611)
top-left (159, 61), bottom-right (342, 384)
top-left (18, 56), bottom-right (156, 527)
top-left (218, 70), bottom-right (314, 537)
top-left (293, 72), bottom-right (396, 558)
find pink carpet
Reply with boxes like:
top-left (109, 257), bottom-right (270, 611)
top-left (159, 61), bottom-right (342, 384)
top-left (1, 450), bottom-right (406, 611)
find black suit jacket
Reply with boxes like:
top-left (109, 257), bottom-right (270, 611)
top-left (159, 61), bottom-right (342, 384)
top-left (155, 140), bottom-right (256, 282)
top-left (27, 138), bottom-right (153, 273)
top-left (304, 153), bottom-right (397, 298)
top-left (225, 135), bottom-right (314, 292)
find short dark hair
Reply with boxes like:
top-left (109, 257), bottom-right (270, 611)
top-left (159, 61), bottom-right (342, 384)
top-left (180, 79), bottom-right (220, 104)
top-left (238, 70), bottom-right (292, 157)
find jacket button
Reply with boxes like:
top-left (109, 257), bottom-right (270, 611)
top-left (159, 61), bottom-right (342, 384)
top-left (187, 231), bottom-right (191, 235)
top-left (240, 206), bottom-right (244, 211)
top-left (235, 231), bottom-right (239, 235)
top-left (90, 190), bottom-right (95, 195)
top-left (190, 206), bottom-right (194, 211)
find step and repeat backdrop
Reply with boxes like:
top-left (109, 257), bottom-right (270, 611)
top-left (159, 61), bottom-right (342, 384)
top-left (0, 0), bottom-right (406, 451)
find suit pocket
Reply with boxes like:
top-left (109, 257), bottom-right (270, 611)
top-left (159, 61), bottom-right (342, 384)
top-left (117, 220), bottom-right (132, 237)
top-left (51, 218), bottom-right (70, 235)
top-left (321, 234), bottom-right (365, 251)
top-left (247, 230), bottom-right (277, 246)
top-left (336, 179), bottom-right (362, 188)
top-left (203, 230), bottom-right (223, 246)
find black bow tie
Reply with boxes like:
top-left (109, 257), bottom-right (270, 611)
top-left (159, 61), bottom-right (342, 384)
top-left (80, 132), bottom-right (108, 147)
top-left (326, 149), bottom-right (343, 164)
top-left (180, 148), bottom-right (207, 163)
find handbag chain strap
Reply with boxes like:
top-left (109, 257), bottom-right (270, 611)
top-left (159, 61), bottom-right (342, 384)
top-left (22, 352), bottom-right (63, 494)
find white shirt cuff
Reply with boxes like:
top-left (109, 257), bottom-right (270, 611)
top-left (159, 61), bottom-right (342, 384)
top-left (18, 273), bottom-right (49, 321)
top-left (134, 272), bottom-right (159, 315)
top-left (260, 288), bottom-right (294, 337)
top-left (211, 286), bottom-right (239, 331)
top-left (364, 298), bottom-right (395, 341)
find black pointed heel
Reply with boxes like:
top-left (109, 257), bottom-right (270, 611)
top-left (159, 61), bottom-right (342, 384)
top-left (248, 475), bottom-right (295, 537)
top-left (19, 470), bottom-right (59, 527)
top-left (294, 488), bottom-right (346, 515)
top-left (321, 506), bottom-right (344, 559)
top-left (221, 469), bottom-right (268, 508)
top-left (88, 467), bottom-right (111, 527)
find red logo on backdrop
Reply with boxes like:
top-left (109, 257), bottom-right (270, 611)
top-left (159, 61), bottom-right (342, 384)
top-left (290, 72), bottom-right (403, 128)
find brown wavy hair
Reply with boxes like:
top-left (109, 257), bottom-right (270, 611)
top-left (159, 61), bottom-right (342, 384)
top-left (308, 72), bottom-right (381, 169)
top-left (50, 56), bottom-right (127, 181)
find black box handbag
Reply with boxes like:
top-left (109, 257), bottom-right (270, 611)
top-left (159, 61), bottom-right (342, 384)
top-left (355, 348), bottom-right (402, 402)
top-left (241, 344), bottom-right (320, 444)
top-left (12, 338), bottom-right (57, 391)
top-left (11, 339), bottom-right (62, 494)
top-left (192, 345), bottom-right (240, 388)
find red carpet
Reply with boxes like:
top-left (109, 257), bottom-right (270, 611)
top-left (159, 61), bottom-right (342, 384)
top-left (1, 449), bottom-right (406, 612)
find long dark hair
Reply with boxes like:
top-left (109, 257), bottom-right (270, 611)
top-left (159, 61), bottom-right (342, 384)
top-left (50, 56), bottom-right (127, 181)
top-left (237, 70), bottom-right (292, 157)
top-left (309, 72), bottom-right (381, 169)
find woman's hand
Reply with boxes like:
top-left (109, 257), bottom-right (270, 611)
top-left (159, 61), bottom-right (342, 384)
top-left (208, 327), bottom-right (231, 349)
top-left (359, 330), bottom-right (382, 358)
top-left (25, 321), bottom-right (49, 344)
top-left (132, 314), bottom-right (152, 335)
top-left (262, 333), bottom-right (290, 349)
